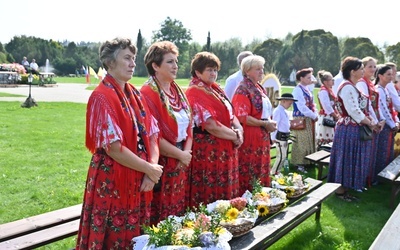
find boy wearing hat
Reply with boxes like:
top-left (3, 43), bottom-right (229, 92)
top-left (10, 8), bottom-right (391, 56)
top-left (270, 93), bottom-right (297, 175)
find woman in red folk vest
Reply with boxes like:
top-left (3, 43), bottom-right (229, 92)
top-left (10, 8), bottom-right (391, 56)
top-left (186, 52), bottom-right (243, 207)
top-left (76, 37), bottom-right (163, 249)
top-left (140, 41), bottom-right (193, 225)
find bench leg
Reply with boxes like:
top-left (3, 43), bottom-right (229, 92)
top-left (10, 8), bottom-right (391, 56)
top-left (315, 204), bottom-right (321, 221)
top-left (317, 163), bottom-right (322, 180)
top-left (391, 183), bottom-right (400, 209)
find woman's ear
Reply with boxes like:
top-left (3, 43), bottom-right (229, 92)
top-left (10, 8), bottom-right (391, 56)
top-left (152, 62), bottom-right (159, 72)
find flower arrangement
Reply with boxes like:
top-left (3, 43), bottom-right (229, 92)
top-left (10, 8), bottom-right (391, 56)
top-left (271, 172), bottom-right (310, 198)
top-left (242, 179), bottom-right (288, 216)
top-left (0, 63), bottom-right (26, 74)
top-left (206, 197), bottom-right (258, 237)
top-left (133, 206), bottom-right (232, 249)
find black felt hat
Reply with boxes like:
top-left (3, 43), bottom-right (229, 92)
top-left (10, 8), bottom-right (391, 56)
top-left (276, 93), bottom-right (297, 101)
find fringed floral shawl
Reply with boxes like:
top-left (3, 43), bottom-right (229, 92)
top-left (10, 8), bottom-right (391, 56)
top-left (232, 76), bottom-right (266, 124)
top-left (186, 76), bottom-right (231, 128)
top-left (85, 74), bottom-right (153, 203)
top-left (141, 76), bottom-right (192, 144)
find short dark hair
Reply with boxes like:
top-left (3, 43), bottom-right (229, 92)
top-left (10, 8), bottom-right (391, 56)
top-left (190, 52), bottom-right (221, 77)
top-left (296, 68), bottom-right (312, 81)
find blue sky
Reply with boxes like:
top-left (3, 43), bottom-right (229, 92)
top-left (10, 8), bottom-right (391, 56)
top-left (1, 0), bottom-right (397, 47)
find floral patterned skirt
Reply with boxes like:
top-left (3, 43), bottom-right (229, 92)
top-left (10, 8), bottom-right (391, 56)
top-left (189, 132), bottom-right (240, 208)
top-left (76, 151), bottom-right (150, 250)
top-left (328, 124), bottom-right (372, 190)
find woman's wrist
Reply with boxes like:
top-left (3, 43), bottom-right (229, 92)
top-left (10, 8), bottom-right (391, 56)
top-left (261, 120), bottom-right (268, 128)
top-left (234, 129), bottom-right (239, 138)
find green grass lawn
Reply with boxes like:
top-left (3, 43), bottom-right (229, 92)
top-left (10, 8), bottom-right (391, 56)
top-left (0, 83), bottom-right (398, 249)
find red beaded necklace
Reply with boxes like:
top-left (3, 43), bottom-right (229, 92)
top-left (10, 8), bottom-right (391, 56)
top-left (164, 84), bottom-right (182, 112)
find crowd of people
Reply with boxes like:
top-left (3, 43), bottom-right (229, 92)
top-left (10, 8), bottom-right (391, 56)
top-left (74, 37), bottom-right (400, 249)
top-left (329, 57), bottom-right (400, 201)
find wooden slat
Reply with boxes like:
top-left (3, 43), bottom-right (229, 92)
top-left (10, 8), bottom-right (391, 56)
top-left (378, 155), bottom-right (400, 182)
top-left (369, 203), bottom-right (400, 250)
top-left (304, 150), bottom-right (330, 163)
top-left (0, 219), bottom-right (80, 250)
top-left (230, 183), bottom-right (340, 250)
top-left (320, 156), bottom-right (330, 165)
top-left (303, 177), bottom-right (323, 191)
top-left (0, 204), bottom-right (82, 241)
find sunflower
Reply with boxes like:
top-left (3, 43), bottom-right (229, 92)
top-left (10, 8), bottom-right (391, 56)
top-left (277, 177), bottom-right (286, 185)
top-left (285, 187), bottom-right (295, 197)
top-left (225, 207), bottom-right (239, 221)
top-left (257, 204), bottom-right (269, 216)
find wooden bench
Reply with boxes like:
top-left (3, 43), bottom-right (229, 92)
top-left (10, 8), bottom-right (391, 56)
top-left (0, 204), bottom-right (82, 249)
top-left (377, 154), bottom-right (400, 208)
top-left (230, 181), bottom-right (340, 249)
top-left (305, 150), bottom-right (331, 180)
top-left (369, 202), bottom-right (400, 249)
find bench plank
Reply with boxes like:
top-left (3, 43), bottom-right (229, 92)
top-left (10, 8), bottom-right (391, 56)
top-left (377, 155), bottom-right (400, 208)
top-left (0, 219), bottom-right (80, 250)
top-left (230, 183), bottom-right (340, 250)
top-left (369, 203), bottom-right (400, 250)
top-left (305, 151), bottom-right (330, 180)
top-left (0, 204), bottom-right (82, 242)
top-left (378, 154), bottom-right (400, 182)
top-left (305, 150), bottom-right (330, 162)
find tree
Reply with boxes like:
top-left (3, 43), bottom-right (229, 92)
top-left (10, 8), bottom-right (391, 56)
top-left (274, 44), bottom-right (297, 84)
top-left (290, 29), bottom-right (340, 74)
top-left (341, 37), bottom-right (384, 63)
top-left (211, 38), bottom-right (244, 79)
top-left (206, 32), bottom-right (211, 52)
top-left (135, 29), bottom-right (148, 77)
top-left (386, 42), bottom-right (400, 67)
top-left (253, 39), bottom-right (283, 72)
top-left (152, 17), bottom-right (192, 47)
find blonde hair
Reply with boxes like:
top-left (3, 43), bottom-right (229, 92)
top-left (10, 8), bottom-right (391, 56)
top-left (317, 70), bottom-right (333, 84)
top-left (241, 55), bottom-right (265, 76)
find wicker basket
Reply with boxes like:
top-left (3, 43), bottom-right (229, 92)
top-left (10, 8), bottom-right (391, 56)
top-left (267, 203), bottom-right (284, 214)
top-left (284, 186), bottom-right (307, 198)
top-left (221, 219), bottom-right (254, 237)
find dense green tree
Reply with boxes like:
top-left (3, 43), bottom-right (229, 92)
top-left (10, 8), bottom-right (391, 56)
top-left (152, 17), bottom-right (192, 47)
top-left (275, 44), bottom-right (297, 83)
top-left (244, 38), bottom-right (262, 53)
top-left (185, 42), bottom-right (202, 79)
top-left (53, 57), bottom-right (77, 75)
top-left (211, 38), bottom-right (244, 80)
top-left (0, 42), bottom-right (7, 63)
top-left (135, 29), bottom-right (148, 77)
top-left (290, 29), bottom-right (340, 75)
top-left (65, 42), bottom-right (78, 59)
top-left (253, 39), bottom-right (283, 72)
top-left (205, 32), bottom-right (211, 52)
top-left (385, 42), bottom-right (400, 67)
top-left (341, 37), bottom-right (384, 63)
